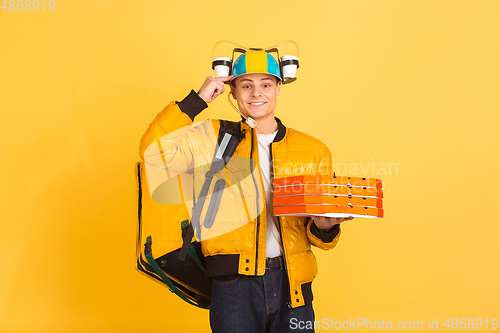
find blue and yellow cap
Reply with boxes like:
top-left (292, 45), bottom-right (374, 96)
top-left (231, 50), bottom-right (282, 83)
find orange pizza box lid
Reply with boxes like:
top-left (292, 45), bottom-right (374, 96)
top-left (274, 204), bottom-right (383, 219)
top-left (273, 175), bottom-right (382, 189)
top-left (274, 183), bottom-right (383, 199)
top-left (273, 194), bottom-right (383, 208)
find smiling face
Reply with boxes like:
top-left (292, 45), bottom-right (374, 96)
top-left (230, 73), bottom-right (281, 121)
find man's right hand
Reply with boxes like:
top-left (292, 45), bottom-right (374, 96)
top-left (197, 75), bottom-right (234, 104)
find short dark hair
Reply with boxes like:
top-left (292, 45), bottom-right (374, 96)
top-left (230, 75), bottom-right (281, 87)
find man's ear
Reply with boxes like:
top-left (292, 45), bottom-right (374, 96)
top-left (276, 81), bottom-right (281, 96)
top-left (230, 84), bottom-right (237, 99)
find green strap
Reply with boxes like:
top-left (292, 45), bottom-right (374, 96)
top-left (188, 244), bottom-right (206, 272)
top-left (181, 220), bottom-right (206, 272)
top-left (144, 236), bottom-right (208, 309)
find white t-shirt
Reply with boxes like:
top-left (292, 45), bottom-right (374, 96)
top-left (257, 130), bottom-right (283, 258)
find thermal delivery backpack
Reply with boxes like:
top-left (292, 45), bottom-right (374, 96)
top-left (134, 120), bottom-right (244, 309)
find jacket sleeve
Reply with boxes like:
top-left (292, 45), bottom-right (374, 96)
top-left (306, 218), bottom-right (341, 250)
top-left (305, 143), bottom-right (342, 250)
top-left (139, 90), bottom-right (208, 161)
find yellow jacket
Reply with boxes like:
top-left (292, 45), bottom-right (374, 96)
top-left (139, 90), bottom-right (341, 308)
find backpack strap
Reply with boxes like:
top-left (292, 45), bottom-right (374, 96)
top-left (144, 236), bottom-right (208, 309)
top-left (178, 120), bottom-right (243, 261)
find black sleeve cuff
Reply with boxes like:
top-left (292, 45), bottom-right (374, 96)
top-left (310, 220), bottom-right (340, 243)
top-left (176, 89), bottom-right (208, 121)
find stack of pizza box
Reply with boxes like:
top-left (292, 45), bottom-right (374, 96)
top-left (272, 175), bottom-right (383, 218)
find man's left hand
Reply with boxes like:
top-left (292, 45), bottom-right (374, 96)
top-left (311, 215), bottom-right (354, 231)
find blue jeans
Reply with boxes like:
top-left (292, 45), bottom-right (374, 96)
top-left (209, 268), bottom-right (315, 333)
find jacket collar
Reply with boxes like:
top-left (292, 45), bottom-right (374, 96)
top-left (239, 116), bottom-right (287, 143)
top-left (273, 117), bottom-right (286, 142)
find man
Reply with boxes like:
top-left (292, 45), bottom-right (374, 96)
top-left (139, 50), bottom-right (353, 332)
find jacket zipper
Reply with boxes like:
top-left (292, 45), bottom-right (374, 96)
top-left (269, 142), bottom-right (293, 309)
top-left (249, 127), bottom-right (261, 275)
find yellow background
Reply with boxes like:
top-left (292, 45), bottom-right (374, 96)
top-left (1, 0), bottom-right (499, 332)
